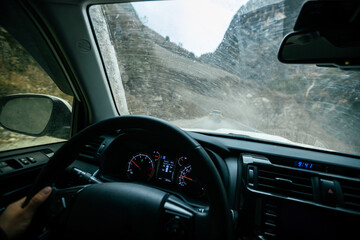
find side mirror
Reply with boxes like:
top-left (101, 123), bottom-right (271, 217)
top-left (0, 94), bottom-right (71, 139)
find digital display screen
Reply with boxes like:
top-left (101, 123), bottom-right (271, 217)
top-left (157, 156), bottom-right (175, 183)
top-left (294, 161), bottom-right (314, 169)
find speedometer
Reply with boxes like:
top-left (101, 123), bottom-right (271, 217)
top-left (178, 165), bottom-right (192, 187)
top-left (127, 153), bottom-right (154, 181)
top-left (177, 164), bottom-right (205, 197)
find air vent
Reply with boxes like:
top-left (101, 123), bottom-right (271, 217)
top-left (77, 137), bottom-right (104, 163)
top-left (340, 179), bottom-right (360, 211)
top-left (250, 165), bottom-right (314, 201)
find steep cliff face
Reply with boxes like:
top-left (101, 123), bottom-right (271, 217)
top-left (100, 3), bottom-right (261, 122)
top-left (200, 0), bottom-right (305, 83)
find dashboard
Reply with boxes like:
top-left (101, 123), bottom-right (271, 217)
top-left (96, 130), bottom-right (360, 239)
top-left (1, 129), bottom-right (360, 240)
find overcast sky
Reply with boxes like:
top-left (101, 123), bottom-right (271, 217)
top-left (133, 0), bottom-right (249, 56)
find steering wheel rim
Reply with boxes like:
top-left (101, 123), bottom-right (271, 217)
top-left (25, 115), bottom-right (233, 239)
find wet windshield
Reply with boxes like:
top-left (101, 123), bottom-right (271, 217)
top-left (90, 0), bottom-right (360, 156)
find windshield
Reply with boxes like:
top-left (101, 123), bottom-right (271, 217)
top-left (89, 0), bottom-right (360, 156)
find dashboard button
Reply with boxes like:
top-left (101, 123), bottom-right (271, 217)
top-left (0, 161), bottom-right (7, 167)
top-left (27, 157), bottom-right (37, 163)
top-left (248, 167), bottom-right (255, 186)
top-left (320, 179), bottom-right (339, 206)
top-left (19, 158), bottom-right (30, 165)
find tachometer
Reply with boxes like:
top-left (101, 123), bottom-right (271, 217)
top-left (127, 153), bottom-right (154, 181)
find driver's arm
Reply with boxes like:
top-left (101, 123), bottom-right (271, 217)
top-left (0, 186), bottom-right (52, 240)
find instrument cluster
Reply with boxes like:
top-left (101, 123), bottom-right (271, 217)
top-left (100, 134), bottom-right (206, 200)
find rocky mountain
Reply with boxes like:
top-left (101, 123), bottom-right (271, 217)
top-left (99, 3), bottom-right (263, 124)
top-left (200, 0), bottom-right (305, 83)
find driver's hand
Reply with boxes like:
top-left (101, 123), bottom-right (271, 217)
top-left (0, 186), bottom-right (52, 240)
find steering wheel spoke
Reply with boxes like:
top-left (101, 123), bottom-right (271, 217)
top-left (46, 185), bottom-right (87, 221)
top-left (26, 185), bottom-right (88, 239)
top-left (162, 195), bottom-right (194, 239)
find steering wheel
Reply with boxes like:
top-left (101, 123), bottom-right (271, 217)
top-left (24, 116), bottom-right (233, 240)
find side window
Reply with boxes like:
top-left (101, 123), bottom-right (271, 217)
top-left (0, 26), bottom-right (73, 152)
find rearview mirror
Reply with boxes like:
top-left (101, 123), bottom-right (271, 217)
top-left (0, 94), bottom-right (71, 139)
top-left (278, 30), bottom-right (360, 68)
top-left (278, 1), bottom-right (360, 69)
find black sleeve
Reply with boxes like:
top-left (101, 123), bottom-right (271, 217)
top-left (0, 226), bottom-right (8, 240)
